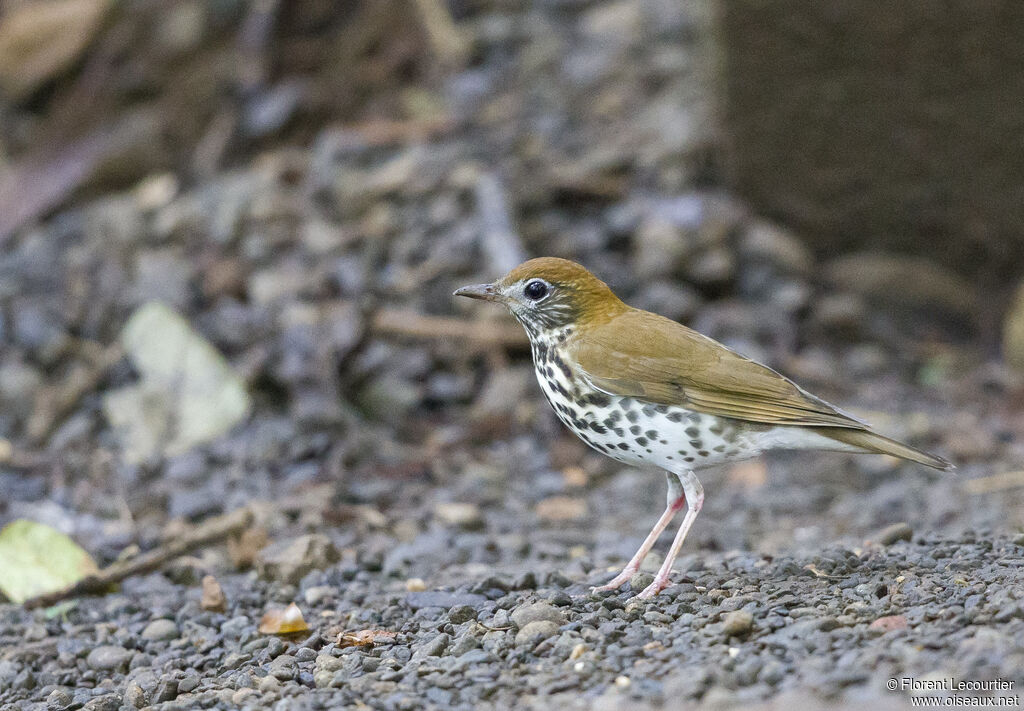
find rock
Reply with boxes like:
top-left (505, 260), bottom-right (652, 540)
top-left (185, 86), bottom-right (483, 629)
top-left (123, 683), bottom-right (146, 709)
top-left (433, 502), bottom-right (485, 530)
top-left (406, 591), bottom-right (486, 610)
top-left (256, 534), bottom-right (339, 584)
top-left (413, 634), bottom-right (449, 659)
top-left (201, 575), bottom-right (227, 612)
top-left (141, 618), bottom-right (179, 641)
top-left (510, 602), bottom-right (566, 629)
top-left (633, 217), bottom-right (691, 279)
top-left (721, 610), bottom-right (754, 637)
top-left (1003, 280), bottom-right (1024, 371)
top-left (269, 655), bottom-right (298, 681)
top-left (448, 605), bottom-right (478, 624)
top-left (875, 522), bottom-right (913, 546)
top-left (405, 578), bottom-right (427, 592)
top-left (629, 573), bottom-right (654, 592)
top-left (868, 615), bottom-right (908, 633)
top-left (47, 688), bottom-right (73, 710)
top-left (85, 645), bottom-right (133, 672)
top-left (515, 620), bottom-right (560, 646)
top-left (740, 220), bottom-right (813, 275)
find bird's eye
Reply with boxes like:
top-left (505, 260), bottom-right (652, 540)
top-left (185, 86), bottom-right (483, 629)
top-left (524, 280), bottom-right (548, 301)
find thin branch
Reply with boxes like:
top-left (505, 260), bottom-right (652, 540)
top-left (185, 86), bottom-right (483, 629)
top-left (23, 507), bottom-right (254, 609)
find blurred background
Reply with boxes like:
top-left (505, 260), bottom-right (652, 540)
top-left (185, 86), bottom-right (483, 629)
top-left (0, 0), bottom-right (1022, 576)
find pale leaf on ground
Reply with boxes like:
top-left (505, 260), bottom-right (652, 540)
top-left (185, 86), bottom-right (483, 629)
top-left (0, 520), bottom-right (99, 603)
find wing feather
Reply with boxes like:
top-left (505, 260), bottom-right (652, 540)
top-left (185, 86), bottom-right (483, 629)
top-left (569, 310), bottom-right (866, 429)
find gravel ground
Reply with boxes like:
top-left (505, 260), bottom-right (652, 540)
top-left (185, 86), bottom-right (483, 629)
top-left (1, 0), bottom-right (1023, 709)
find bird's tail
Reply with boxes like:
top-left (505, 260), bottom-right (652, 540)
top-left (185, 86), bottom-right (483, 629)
top-left (817, 427), bottom-right (954, 471)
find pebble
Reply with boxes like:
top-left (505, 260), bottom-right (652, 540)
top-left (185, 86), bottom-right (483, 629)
top-left (510, 602), bottom-right (566, 628)
top-left (515, 621), bottom-right (561, 646)
top-left (721, 610), bottom-right (754, 637)
top-left (86, 646), bottom-right (134, 672)
top-left (141, 618), bottom-right (179, 641)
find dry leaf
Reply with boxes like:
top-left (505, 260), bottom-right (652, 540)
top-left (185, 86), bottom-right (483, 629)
top-left (258, 602), bottom-right (310, 635)
top-left (561, 466), bottom-right (588, 487)
top-left (200, 575), bottom-right (226, 612)
top-left (0, 520), bottom-right (99, 603)
top-left (337, 629), bottom-right (395, 648)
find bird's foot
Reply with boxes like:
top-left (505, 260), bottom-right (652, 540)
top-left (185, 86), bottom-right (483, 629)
top-left (633, 574), bottom-right (672, 599)
top-left (589, 567), bottom-right (639, 594)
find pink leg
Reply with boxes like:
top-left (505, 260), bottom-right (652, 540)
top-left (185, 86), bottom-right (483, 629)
top-left (636, 480), bottom-right (704, 598)
top-left (592, 493), bottom-right (687, 593)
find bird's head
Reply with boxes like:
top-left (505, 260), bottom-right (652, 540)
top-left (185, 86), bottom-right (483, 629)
top-left (454, 257), bottom-right (626, 337)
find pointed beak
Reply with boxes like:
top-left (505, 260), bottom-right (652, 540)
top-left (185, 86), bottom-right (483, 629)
top-left (453, 283), bottom-right (500, 302)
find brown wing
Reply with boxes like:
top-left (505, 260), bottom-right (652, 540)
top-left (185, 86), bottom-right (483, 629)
top-left (569, 309), bottom-right (866, 429)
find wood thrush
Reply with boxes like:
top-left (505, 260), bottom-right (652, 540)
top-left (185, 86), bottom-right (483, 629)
top-left (455, 257), bottom-right (952, 598)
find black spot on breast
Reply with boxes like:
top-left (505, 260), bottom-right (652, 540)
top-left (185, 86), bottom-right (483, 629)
top-left (617, 443), bottom-right (630, 450)
top-left (636, 437), bottom-right (648, 446)
top-left (645, 429), bottom-right (658, 439)
top-left (689, 440), bottom-right (702, 448)
top-left (713, 444), bottom-right (726, 452)
top-left (655, 405), bottom-right (669, 414)
top-left (613, 428), bottom-right (625, 437)
top-left (667, 412), bottom-right (684, 423)
top-left (586, 392), bottom-right (611, 407)
top-left (709, 423), bottom-right (725, 436)
top-left (629, 425), bottom-right (641, 435)
top-left (625, 410), bottom-right (639, 423)
top-left (589, 421), bottom-right (607, 434)
top-left (535, 343), bottom-right (548, 360)
top-left (685, 426), bottom-right (700, 438)
top-left (552, 353), bottom-right (573, 379)
top-left (684, 456), bottom-right (695, 462)
top-left (545, 366), bottom-right (554, 378)
top-left (641, 405), bottom-right (656, 417)
top-left (697, 450), bottom-right (709, 457)
top-left (660, 439), bottom-right (668, 445)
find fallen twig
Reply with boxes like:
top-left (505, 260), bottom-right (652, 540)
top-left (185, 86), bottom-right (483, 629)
top-left (26, 341), bottom-right (124, 445)
top-left (475, 171), bottom-right (527, 275)
top-left (410, 0), bottom-right (470, 67)
top-left (23, 507), bottom-right (254, 609)
top-left (372, 307), bottom-right (526, 348)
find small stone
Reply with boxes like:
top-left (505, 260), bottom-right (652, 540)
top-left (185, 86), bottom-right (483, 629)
top-left (1005, 280), bottom-right (1024, 371)
top-left (510, 602), bottom-right (567, 629)
top-left (258, 675), bottom-right (280, 692)
top-left (47, 688), bottom-right (73, 710)
top-left (629, 573), bottom-right (655, 592)
top-left (515, 620), bottom-right (560, 646)
top-left (721, 610), bottom-right (754, 637)
top-left (875, 522), bottom-right (913, 546)
top-left (177, 674), bottom-right (199, 693)
top-left (153, 677), bottom-right (178, 703)
top-left (535, 496), bottom-right (587, 521)
top-left (86, 645), bottom-right (133, 672)
top-left (256, 534), bottom-right (339, 584)
top-left (304, 585), bottom-right (334, 605)
top-left (269, 654), bottom-right (298, 681)
top-left (434, 502), bottom-right (485, 530)
top-left (232, 689), bottom-right (259, 705)
top-left (614, 675), bottom-right (632, 689)
top-left (406, 578), bottom-right (427, 592)
top-left (141, 618), bottom-right (179, 641)
top-left (201, 575), bottom-right (227, 612)
top-left (83, 695), bottom-right (120, 711)
top-left (406, 591), bottom-right (486, 610)
top-left (448, 605), bottom-right (478, 624)
top-left (869, 614), bottom-right (908, 633)
top-left (124, 683), bottom-right (146, 708)
top-left (413, 633), bottom-right (450, 659)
